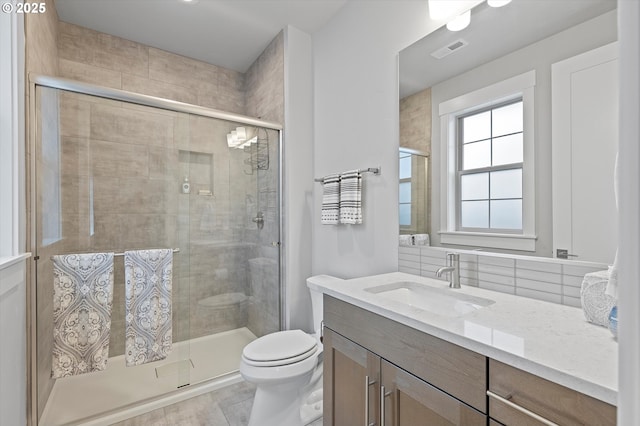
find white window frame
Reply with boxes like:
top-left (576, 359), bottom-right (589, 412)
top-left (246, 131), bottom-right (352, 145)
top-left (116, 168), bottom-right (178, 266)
top-left (438, 71), bottom-right (537, 251)
top-left (0, 9), bottom-right (25, 259)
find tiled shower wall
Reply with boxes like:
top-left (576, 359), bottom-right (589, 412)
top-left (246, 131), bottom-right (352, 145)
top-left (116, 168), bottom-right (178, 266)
top-left (399, 246), bottom-right (608, 308)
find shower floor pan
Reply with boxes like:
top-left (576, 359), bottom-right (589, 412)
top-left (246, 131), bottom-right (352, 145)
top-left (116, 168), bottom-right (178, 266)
top-left (39, 327), bottom-right (257, 426)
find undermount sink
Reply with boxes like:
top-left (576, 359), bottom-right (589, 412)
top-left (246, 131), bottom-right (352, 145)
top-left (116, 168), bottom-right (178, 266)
top-left (364, 281), bottom-right (495, 318)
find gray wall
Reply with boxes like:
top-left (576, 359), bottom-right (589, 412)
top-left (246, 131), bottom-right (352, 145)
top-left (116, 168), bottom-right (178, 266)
top-left (312, 1), bottom-right (440, 278)
top-left (429, 11), bottom-right (617, 257)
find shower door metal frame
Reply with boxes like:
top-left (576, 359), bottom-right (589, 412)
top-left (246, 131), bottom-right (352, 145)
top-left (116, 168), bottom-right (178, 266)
top-left (27, 74), bottom-right (286, 425)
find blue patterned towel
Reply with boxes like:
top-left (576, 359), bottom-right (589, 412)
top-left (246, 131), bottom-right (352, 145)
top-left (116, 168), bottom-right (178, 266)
top-left (339, 170), bottom-right (362, 224)
top-left (124, 249), bottom-right (173, 366)
top-left (51, 253), bottom-right (114, 378)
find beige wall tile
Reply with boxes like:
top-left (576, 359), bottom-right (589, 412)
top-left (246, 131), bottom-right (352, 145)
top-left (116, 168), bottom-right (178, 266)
top-left (90, 140), bottom-right (149, 178)
top-left (148, 48), bottom-right (217, 91)
top-left (25, 0), bottom-right (59, 77)
top-left (59, 59), bottom-right (122, 89)
top-left (400, 87), bottom-right (432, 154)
top-left (122, 73), bottom-right (198, 105)
top-left (58, 21), bottom-right (149, 77)
top-left (59, 95), bottom-right (90, 138)
top-left (61, 137), bottom-right (90, 177)
top-left (90, 103), bottom-right (174, 147)
top-left (93, 177), bottom-right (177, 215)
top-left (245, 31), bottom-right (284, 123)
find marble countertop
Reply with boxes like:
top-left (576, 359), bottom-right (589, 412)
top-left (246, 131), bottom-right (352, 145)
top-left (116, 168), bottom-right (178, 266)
top-left (315, 272), bottom-right (618, 405)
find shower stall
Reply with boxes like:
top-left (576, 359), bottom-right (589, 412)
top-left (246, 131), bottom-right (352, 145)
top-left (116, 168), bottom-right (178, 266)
top-left (29, 76), bottom-right (283, 425)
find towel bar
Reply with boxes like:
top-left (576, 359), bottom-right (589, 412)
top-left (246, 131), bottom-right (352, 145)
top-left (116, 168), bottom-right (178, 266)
top-left (48, 248), bottom-right (180, 260)
top-left (314, 167), bottom-right (381, 182)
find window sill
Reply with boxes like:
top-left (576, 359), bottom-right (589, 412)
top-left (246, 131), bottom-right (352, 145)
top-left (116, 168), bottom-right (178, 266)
top-left (439, 231), bottom-right (536, 252)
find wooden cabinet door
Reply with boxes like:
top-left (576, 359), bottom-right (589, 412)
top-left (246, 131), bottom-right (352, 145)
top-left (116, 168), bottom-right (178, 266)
top-left (324, 327), bottom-right (380, 426)
top-left (380, 360), bottom-right (486, 426)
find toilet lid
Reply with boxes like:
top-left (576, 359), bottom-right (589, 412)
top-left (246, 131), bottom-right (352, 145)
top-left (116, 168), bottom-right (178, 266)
top-left (243, 330), bottom-right (318, 364)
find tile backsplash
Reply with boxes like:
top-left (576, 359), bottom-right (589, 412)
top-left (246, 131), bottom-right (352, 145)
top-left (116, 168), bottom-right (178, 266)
top-left (399, 246), bottom-right (609, 308)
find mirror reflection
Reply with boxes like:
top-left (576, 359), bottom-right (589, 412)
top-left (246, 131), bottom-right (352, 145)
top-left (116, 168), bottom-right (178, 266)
top-left (399, 0), bottom-right (618, 263)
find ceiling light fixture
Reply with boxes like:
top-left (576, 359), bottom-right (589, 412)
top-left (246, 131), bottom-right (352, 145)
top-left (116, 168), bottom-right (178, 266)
top-left (446, 10), bottom-right (471, 32)
top-left (487, 0), bottom-right (512, 7)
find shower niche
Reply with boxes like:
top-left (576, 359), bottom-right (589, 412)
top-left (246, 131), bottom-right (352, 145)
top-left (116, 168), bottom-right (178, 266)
top-left (179, 150), bottom-right (214, 196)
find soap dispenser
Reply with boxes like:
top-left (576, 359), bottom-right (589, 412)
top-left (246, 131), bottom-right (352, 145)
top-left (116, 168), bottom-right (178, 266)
top-left (181, 176), bottom-right (191, 194)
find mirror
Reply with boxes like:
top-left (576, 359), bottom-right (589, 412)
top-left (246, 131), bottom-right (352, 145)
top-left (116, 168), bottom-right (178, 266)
top-left (398, 0), bottom-right (618, 262)
top-left (399, 149), bottom-right (429, 242)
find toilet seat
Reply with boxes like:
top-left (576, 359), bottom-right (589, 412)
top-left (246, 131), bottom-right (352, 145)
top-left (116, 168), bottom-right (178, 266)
top-left (242, 330), bottom-right (318, 367)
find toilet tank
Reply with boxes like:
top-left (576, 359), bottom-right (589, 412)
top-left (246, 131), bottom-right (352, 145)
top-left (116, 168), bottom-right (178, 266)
top-left (307, 275), bottom-right (343, 335)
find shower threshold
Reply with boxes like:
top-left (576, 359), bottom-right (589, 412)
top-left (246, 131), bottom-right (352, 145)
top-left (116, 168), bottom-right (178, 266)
top-left (39, 327), bottom-right (257, 426)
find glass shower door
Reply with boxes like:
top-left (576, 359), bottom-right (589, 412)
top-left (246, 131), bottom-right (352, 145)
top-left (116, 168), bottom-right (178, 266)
top-left (34, 86), bottom-right (192, 424)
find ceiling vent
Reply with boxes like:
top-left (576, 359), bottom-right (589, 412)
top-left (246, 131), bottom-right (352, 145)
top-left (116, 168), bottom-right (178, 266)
top-left (431, 39), bottom-right (469, 59)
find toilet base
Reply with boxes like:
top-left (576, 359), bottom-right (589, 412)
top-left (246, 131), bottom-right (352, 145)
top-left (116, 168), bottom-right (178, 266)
top-left (247, 363), bottom-right (323, 426)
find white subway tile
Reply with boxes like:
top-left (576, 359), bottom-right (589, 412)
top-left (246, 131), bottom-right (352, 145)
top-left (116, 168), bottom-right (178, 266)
top-left (516, 259), bottom-right (562, 273)
top-left (562, 295), bottom-right (582, 308)
top-left (478, 281), bottom-right (515, 295)
top-left (516, 268), bottom-right (562, 284)
top-left (478, 255), bottom-right (515, 267)
top-left (399, 259), bottom-right (421, 270)
top-left (562, 264), bottom-right (606, 278)
top-left (562, 275), bottom-right (585, 288)
top-left (399, 252), bottom-right (421, 263)
top-left (399, 265), bottom-right (420, 275)
top-left (515, 287), bottom-right (562, 304)
top-left (399, 246), bottom-right (421, 256)
top-left (478, 271), bottom-right (515, 286)
top-left (478, 263), bottom-right (515, 278)
top-left (516, 278), bottom-right (562, 295)
top-left (563, 285), bottom-right (582, 298)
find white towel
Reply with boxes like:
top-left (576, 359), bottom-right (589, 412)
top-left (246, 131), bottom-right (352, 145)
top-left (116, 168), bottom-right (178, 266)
top-left (51, 253), bottom-right (114, 378)
top-left (339, 170), bottom-right (362, 224)
top-left (124, 249), bottom-right (173, 367)
top-left (321, 174), bottom-right (340, 225)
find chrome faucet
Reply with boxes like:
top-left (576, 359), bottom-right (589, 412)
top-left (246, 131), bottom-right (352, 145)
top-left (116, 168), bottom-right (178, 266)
top-left (436, 253), bottom-right (461, 289)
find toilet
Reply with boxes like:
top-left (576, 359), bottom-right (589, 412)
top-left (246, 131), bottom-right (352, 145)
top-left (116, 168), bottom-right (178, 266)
top-left (240, 275), bottom-right (342, 426)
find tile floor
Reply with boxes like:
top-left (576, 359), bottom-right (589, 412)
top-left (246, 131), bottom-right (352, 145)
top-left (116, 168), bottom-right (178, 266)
top-left (110, 381), bottom-right (324, 426)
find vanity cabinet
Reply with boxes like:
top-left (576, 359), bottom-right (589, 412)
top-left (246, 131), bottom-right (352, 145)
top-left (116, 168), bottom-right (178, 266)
top-left (323, 294), bottom-right (617, 426)
top-left (488, 359), bottom-right (616, 426)
top-left (323, 295), bottom-right (487, 425)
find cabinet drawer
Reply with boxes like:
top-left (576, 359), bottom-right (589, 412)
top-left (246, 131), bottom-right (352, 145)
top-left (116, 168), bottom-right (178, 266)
top-left (324, 295), bottom-right (487, 412)
top-left (489, 359), bottom-right (616, 426)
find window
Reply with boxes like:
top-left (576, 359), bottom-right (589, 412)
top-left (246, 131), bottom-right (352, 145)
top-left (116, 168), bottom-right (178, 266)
top-left (458, 100), bottom-right (523, 232)
top-left (438, 71), bottom-right (536, 251)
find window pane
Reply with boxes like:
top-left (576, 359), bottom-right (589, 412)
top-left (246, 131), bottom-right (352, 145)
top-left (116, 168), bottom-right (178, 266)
top-left (492, 101), bottom-right (523, 137)
top-left (463, 140), bottom-right (491, 170)
top-left (490, 200), bottom-right (522, 229)
top-left (461, 200), bottom-right (489, 228)
top-left (399, 155), bottom-right (412, 179)
top-left (399, 182), bottom-right (412, 203)
top-left (461, 172), bottom-right (488, 200)
top-left (490, 169), bottom-right (522, 199)
top-left (493, 133), bottom-right (523, 166)
top-left (463, 111), bottom-right (491, 143)
top-left (399, 204), bottom-right (411, 226)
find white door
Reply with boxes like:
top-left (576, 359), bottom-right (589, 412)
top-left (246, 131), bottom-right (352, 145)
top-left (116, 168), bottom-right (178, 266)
top-left (551, 42), bottom-right (618, 264)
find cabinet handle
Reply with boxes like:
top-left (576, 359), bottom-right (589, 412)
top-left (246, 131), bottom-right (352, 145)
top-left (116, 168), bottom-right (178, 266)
top-left (380, 385), bottom-right (392, 426)
top-left (487, 390), bottom-right (560, 426)
top-left (365, 375), bottom-right (376, 426)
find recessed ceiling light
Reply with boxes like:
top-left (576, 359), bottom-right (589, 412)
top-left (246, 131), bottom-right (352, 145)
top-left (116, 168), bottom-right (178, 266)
top-left (487, 0), bottom-right (512, 7)
top-left (446, 10), bottom-right (471, 32)
top-left (181, 0), bottom-right (198, 4)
